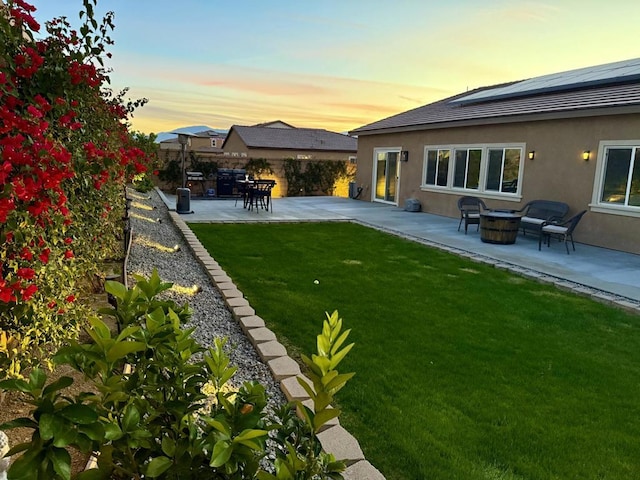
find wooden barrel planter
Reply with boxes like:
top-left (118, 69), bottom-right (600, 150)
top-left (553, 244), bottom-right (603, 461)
top-left (480, 212), bottom-right (522, 244)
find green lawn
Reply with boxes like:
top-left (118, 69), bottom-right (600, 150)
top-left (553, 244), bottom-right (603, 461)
top-left (188, 222), bottom-right (640, 480)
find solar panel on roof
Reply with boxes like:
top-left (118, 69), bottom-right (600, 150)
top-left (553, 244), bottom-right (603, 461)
top-left (452, 57), bottom-right (640, 105)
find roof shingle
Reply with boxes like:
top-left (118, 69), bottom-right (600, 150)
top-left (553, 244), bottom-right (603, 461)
top-left (231, 125), bottom-right (356, 152)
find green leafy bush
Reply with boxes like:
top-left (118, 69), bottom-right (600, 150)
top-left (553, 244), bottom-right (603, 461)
top-left (283, 160), bottom-right (349, 196)
top-left (0, 271), bottom-right (354, 479)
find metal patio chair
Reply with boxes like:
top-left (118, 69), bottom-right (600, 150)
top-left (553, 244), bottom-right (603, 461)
top-left (538, 210), bottom-right (587, 254)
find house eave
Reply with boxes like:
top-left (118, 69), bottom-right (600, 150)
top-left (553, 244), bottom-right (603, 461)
top-left (353, 105), bottom-right (640, 136)
top-left (245, 146), bottom-right (357, 153)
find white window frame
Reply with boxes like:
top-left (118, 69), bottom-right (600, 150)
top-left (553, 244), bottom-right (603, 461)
top-left (453, 147), bottom-right (482, 190)
top-left (423, 146), bottom-right (451, 189)
top-left (590, 140), bottom-right (640, 218)
top-left (421, 143), bottom-right (525, 200)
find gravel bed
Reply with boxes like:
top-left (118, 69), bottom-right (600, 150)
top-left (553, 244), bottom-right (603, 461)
top-left (125, 187), bottom-right (287, 411)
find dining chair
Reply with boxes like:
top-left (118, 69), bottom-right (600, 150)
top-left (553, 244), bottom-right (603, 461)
top-left (249, 180), bottom-right (276, 212)
top-left (457, 196), bottom-right (488, 234)
top-left (234, 180), bottom-right (250, 208)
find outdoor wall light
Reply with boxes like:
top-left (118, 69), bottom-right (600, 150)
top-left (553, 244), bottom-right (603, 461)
top-left (582, 150), bottom-right (591, 161)
top-left (173, 244), bottom-right (181, 252)
top-left (528, 151), bottom-right (535, 160)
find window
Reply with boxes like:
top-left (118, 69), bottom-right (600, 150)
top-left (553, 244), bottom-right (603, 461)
top-left (297, 154), bottom-right (312, 160)
top-left (422, 144), bottom-right (523, 195)
top-left (349, 155), bottom-right (357, 164)
top-left (486, 148), bottom-right (521, 193)
top-left (453, 148), bottom-right (481, 189)
top-left (599, 145), bottom-right (640, 207)
top-left (425, 149), bottom-right (450, 187)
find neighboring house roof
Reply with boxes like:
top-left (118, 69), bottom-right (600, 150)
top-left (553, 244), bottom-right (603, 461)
top-left (253, 120), bottom-right (296, 129)
top-left (351, 57), bottom-right (640, 135)
top-left (160, 129), bottom-right (226, 144)
top-left (224, 125), bottom-right (357, 152)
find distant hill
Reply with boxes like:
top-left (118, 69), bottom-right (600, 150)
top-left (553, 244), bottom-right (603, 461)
top-left (155, 125), bottom-right (228, 143)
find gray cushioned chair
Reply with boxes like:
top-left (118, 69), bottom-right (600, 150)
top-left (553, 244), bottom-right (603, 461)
top-left (538, 210), bottom-right (587, 254)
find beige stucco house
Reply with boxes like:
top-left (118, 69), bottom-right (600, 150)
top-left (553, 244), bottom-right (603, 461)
top-left (158, 122), bottom-right (357, 197)
top-left (159, 129), bottom-right (226, 154)
top-left (222, 120), bottom-right (356, 162)
top-left (350, 58), bottom-right (640, 255)
top-left (220, 121), bottom-right (357, 197)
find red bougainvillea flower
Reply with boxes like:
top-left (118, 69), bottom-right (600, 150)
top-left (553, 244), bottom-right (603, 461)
top-left (64, 250), bottom-right (74, 259)
top-left (64, 237), bottom-right (73, 244)
top-left (0, 282), bottom-right (16, 303)
top-left (0, 198), bottom-right (15, 223)
top-left (47, 301), bottom-right (56, 309)
top-left (38, 248), bottom-right (50, 264)
top-left (66, 295), bottom-right (75, 303)
top-left (17, 268), bottom-right (35, 280)
top-left (21, 284), bottom-right (38, 301)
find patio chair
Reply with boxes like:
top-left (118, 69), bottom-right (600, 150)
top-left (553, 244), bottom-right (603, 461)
top-left (249, 180), bottom-right (276, 212)
top-left (235, 180), bottom-right (250, 208)
top-left (538, 210), bottom-right (587, 254)
top-left (457, 196), bottom-right (488, 234)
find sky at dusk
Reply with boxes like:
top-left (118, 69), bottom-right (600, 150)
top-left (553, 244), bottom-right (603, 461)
top-left (32, 1), bottom-right (640, 135)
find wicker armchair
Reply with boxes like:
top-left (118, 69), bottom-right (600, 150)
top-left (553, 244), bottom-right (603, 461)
top-left (457, 196), bottom-right (488, 234)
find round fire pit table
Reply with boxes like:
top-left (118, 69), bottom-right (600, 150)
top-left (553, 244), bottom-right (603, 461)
top-left (480, 210), bottom-right (522, 244)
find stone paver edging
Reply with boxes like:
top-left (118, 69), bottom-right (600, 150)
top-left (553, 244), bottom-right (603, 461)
top-left (168, 211), bottom-right (385, 479)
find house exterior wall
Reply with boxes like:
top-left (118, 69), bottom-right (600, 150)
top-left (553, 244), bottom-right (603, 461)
top-left (157, 145), bottom-right (355, 198)
top-left (189, 136), bottom-right (215, 150)
top-left (354, 113), bottom-right (640, 254)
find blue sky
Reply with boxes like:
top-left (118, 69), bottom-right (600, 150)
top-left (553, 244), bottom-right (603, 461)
top-left (32, 0), bottom-right (640, 134)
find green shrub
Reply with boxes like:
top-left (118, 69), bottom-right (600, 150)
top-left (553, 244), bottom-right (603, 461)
top-left (0, 270), bottom-right (354, 479)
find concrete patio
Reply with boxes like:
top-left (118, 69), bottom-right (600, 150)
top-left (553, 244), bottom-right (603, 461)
top-left (159, 191), bottom-right (640, 309)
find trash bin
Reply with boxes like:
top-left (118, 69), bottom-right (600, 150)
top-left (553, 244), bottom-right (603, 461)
top-left (176, 187), bottom-right (191, 214)
top-left (348, 182), bottom-right (357, 199)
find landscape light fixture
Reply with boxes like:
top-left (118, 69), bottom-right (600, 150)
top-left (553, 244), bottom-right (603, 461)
top-left (528, 151), bottom-right (535, 160)
top-left (582, 150), bottom-right (590, 161)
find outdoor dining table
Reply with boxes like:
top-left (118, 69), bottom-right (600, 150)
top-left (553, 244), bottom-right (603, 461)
top-left (236, 179), bottom-right (276, 212)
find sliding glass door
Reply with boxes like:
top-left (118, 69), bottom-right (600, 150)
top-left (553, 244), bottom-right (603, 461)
top-left (374, 149), bottom-right (399, 203)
